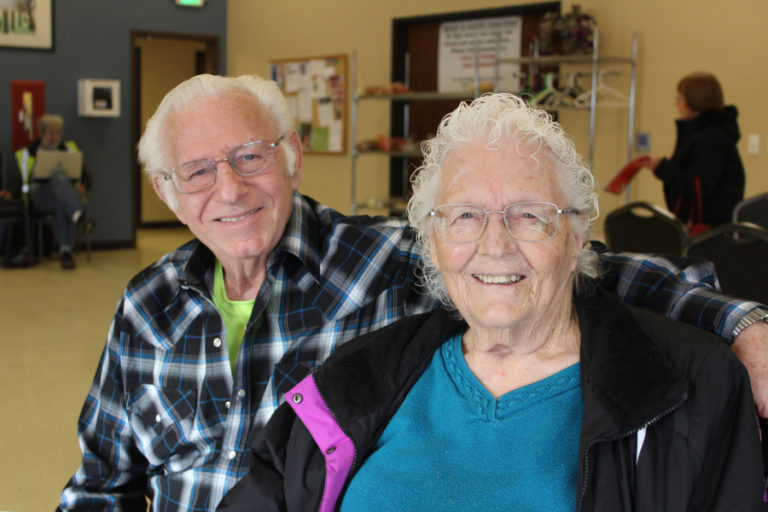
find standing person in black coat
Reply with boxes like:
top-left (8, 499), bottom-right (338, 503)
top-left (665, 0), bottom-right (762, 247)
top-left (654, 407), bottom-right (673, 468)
top-left (649, 72), bottom-right (745, 227)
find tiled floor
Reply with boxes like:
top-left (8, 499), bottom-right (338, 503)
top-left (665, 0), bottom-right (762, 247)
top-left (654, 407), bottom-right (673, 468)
top-left (0, 227), bottom-right (193, 512)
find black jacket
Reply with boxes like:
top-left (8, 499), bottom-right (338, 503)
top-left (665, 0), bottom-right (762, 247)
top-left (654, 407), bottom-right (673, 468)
top-left (219, 288), bottom-right (763, 511)
top-left (655, 106), bottom-right (745, 226)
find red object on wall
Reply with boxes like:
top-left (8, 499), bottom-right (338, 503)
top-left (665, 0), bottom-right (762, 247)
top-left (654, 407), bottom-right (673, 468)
top-left (11, 80), bottom-right (45, 151)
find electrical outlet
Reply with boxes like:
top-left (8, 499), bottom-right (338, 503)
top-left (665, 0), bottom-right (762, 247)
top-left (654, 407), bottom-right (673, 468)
top-left (748, 134), bottom-right (760, 155)
top-left (636, 132), bottom-right (651, 153)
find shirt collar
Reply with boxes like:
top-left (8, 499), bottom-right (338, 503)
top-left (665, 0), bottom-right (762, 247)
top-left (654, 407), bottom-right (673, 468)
top-left (177, 193), bottom-right (323, 292)
top-left (270, 192), bottom-right (322, 280)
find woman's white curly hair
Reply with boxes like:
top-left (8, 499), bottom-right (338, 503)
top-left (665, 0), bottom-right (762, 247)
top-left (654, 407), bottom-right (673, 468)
top-left (137, 74), bottom-right (297, 211)
top-left (406, 93), bottom-right (600, 308)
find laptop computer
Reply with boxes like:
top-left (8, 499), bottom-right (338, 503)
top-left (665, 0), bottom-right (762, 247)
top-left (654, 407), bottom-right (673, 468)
top-left (33, 150), bottom-right (83, 180)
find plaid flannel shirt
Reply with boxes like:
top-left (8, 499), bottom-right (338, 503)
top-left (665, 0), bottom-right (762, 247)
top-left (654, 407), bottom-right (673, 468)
top-left (58, 193), bottom-right (766, 512)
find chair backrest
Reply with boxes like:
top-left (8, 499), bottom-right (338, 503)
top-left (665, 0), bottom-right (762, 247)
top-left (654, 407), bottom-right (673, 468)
top-left (732, 192), bottom-right (768, 230)
top-left (683, 222), bottom-right (768, 304)
top-left (604, 202), bottom-right (689, 255)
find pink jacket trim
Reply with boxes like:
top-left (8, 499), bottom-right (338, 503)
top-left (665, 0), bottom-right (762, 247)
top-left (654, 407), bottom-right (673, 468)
top-left (288, 375), bottom-right (355, 511)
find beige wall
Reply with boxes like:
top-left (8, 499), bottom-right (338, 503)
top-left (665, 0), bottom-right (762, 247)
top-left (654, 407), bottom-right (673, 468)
top-left (228, 0), bottom-right (767, 236)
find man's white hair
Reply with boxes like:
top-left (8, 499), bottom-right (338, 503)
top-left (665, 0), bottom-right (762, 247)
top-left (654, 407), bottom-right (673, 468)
top-left (137, 74), bottom-right (296, 210)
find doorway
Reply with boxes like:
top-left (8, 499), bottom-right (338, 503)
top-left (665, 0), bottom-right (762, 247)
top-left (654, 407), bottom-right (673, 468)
top-left (130, 31), bottom-right (220, 237)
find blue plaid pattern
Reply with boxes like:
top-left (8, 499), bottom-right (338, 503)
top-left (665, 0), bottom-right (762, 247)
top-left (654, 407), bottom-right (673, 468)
top-left (58, 194), bottom-right (765, 512)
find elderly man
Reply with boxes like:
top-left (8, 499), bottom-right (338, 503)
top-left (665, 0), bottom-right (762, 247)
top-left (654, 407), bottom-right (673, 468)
top-left (15, 114), bottom-right (91, 268)
top-left (58, 74), bottom-right (768, 512)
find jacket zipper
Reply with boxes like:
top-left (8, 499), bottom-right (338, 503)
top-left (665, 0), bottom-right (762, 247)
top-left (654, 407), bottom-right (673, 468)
top-left (577, 394), bottom-right (688, 511)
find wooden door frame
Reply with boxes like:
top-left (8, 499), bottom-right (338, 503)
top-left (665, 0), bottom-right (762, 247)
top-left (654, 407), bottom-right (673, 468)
top-left (129, 30), bottom-right (220, 244)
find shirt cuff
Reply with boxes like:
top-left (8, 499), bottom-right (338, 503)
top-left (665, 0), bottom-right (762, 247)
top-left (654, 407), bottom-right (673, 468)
top-left (732, 306), bottom-right (768, 339)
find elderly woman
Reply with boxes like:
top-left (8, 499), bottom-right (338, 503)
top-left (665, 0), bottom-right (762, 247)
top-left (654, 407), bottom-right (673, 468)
top-left (218, 94), bottom-right (763, 511)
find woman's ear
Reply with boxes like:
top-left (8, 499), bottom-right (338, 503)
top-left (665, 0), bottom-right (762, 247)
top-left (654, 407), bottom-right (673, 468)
top-left (570, 229), bottom-right (586, 273)
top-left (429, 235), bottom-right (440, 270)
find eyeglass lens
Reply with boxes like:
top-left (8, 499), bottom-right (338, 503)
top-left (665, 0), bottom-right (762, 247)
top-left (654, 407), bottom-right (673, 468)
top-left (433, 203), bottom-right (561, 243)
top-left (171, 139), bottom-right (279, 193)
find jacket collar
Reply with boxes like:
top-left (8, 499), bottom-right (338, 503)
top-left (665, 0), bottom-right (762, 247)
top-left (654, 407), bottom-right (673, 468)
top-left (576, 286), bottom-right (689, 437)
top-left (316, 286), bottom-right (688, 441)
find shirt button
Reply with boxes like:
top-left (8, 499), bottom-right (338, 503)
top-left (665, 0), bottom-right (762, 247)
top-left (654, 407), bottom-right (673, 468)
top-left (228, 450), bottom-right (236, 460)
top-left (155, 414), bottom-right (161, 423)
top-left (213, 338), bottom-right (222, 348)
top-left (225, 401), bottom-right (231, 409)
top-left (237, 389), bottom-right (246, 398)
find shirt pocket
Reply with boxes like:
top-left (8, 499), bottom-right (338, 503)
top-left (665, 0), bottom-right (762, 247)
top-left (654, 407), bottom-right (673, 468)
top-left (126, 385), bottom-right (201, 472)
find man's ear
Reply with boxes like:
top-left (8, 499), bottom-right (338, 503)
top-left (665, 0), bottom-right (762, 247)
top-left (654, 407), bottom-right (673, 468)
top-left (287, 130), bottom-right (303, 190)
top-left (152, 175), bottom-right (185, 222)
top-left (152, 175), bottom-right (170, 205)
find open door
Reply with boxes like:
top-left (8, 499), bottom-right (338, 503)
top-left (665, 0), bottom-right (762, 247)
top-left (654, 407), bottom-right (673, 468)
top-left (130, 31), bottom-right (219, 241)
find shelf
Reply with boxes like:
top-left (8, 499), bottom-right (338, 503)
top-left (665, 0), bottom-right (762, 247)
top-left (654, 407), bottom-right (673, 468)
top-left (353, 149), bottom-right (422, 158)
top-left (355, 197), bottom-right (408, 213)
top-left (355, 91), bottom-right (479, 101)
top-left (497, 54), bottom-right (634, 66)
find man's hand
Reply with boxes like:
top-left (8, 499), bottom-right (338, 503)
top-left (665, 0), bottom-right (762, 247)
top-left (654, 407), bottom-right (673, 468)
top-left (731, 321), bottom-right (768, 418)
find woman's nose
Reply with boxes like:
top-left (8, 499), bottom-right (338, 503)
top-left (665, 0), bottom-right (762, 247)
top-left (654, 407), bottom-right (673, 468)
top-left (480, 213), bottom-right (517, 254)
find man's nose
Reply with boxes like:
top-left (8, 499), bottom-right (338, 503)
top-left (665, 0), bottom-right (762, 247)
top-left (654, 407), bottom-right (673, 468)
top-left (214, 160), bottom-right (248, 196)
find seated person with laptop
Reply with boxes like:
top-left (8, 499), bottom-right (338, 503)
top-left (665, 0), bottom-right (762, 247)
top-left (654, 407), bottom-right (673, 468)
top-left (15, 114), bottom-right (92, 269)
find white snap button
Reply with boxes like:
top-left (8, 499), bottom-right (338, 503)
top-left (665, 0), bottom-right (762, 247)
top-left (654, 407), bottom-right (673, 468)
top-left (228, 450), bottom-right (236, 460)
top-left (213, 338), bottom-right (222, 348)
top-left (225, 401), bottom-right (231, 409)
top-left (155, 414), bottom-right (161, 423)
top-left (237, 389), bottom-right (246, 398)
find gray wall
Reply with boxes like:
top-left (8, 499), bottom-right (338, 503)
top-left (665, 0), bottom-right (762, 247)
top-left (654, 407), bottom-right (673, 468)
top-left (0, 0), bottom-right (227, 245)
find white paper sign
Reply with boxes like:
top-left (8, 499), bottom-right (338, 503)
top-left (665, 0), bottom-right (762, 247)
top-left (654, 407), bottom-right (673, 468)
top-left (438, 16), bottom-right (522, 93)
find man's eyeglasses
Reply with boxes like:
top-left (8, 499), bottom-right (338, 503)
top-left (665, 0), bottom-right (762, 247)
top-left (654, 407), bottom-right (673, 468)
top-left (164, 135), bottom-right (285, 194)
top-left (430, 202), bottom-right (581, 243)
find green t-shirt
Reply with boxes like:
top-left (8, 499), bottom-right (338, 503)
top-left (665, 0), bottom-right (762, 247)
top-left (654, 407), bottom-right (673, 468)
top-left (212, 260), bottom-right (256, 372)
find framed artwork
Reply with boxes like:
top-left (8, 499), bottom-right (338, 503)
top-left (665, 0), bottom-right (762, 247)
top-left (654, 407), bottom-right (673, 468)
top-left (270, 54), bottom-right (347, 154)
top-left (0, 0), bottom-right (53, 50)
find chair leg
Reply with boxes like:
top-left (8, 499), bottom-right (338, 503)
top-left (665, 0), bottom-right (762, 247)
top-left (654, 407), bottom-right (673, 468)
top-left (36, 219), bottom-right (44, 260)
top-left (84, 219), bottom-right (91, 261)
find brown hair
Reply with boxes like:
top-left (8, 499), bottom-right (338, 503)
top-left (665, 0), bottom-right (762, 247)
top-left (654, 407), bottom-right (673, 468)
top-left (677, 72), bottom-right (724, 112)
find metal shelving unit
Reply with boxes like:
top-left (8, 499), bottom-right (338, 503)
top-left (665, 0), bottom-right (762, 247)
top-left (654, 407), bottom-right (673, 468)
top-left (349, 28), bottom-right (638, 213)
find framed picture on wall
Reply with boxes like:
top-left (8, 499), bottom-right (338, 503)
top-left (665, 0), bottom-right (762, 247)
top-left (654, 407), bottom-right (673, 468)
top-left (0, 0), bottom-right (53, 50)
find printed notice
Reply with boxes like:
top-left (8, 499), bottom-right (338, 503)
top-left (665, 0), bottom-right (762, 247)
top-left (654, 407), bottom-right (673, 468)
top-left (438, 16), bottom-right (522, 93)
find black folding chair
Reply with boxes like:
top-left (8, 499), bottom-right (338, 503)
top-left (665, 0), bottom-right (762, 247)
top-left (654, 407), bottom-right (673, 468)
top-left (0, 152), bottom-right (33, 265)
top-left (683, 222), bottom-right (768, 304)
top-left (733, 192), bottom-right (768, 230)
top-left (604, 202), bottom-right (689, 255)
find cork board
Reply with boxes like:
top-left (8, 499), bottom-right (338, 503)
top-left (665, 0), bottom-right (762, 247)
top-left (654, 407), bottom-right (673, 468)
top-left (270, 54), bottom-right (347, 154)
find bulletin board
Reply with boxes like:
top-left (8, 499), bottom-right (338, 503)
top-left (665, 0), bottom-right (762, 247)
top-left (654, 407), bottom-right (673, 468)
top-left (270, 54), bottom-right (347, 154)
